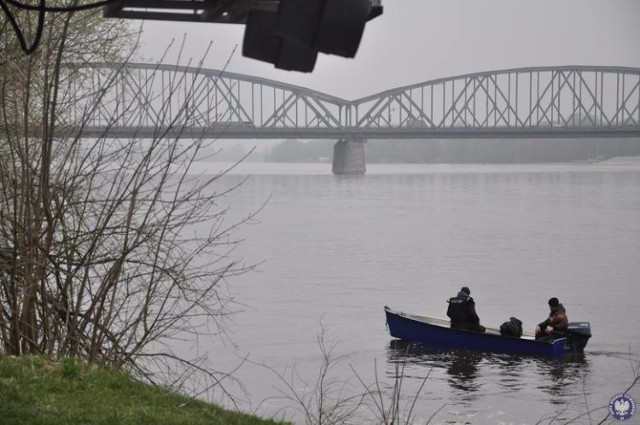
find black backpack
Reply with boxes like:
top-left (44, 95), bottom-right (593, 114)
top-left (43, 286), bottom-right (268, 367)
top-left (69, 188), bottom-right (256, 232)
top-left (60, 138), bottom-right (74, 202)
top-left (500, 317), bottom-right (523, 337)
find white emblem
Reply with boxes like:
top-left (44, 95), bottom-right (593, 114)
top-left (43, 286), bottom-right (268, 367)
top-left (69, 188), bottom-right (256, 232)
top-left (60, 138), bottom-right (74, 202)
top-left (609, 393), bottom-right (635, 421)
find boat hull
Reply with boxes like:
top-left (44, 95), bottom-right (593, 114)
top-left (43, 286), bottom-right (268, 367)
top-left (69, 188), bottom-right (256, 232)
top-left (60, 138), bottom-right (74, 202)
top-left (385, 307), bottom-right (567, 357)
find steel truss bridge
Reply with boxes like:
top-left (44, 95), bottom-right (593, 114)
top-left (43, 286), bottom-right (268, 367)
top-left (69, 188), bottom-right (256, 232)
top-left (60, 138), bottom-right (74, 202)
top-left (65, 63), bottom-right (640, 140)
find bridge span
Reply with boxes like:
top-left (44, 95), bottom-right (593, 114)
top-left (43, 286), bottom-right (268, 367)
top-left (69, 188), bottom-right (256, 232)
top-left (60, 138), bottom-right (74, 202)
top-left (62, 63), bottom-right (640, 173)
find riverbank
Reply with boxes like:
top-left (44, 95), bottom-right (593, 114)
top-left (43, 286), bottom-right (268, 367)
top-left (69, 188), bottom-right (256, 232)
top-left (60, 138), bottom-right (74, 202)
top-left (0, 355), bottom-right (289, 425)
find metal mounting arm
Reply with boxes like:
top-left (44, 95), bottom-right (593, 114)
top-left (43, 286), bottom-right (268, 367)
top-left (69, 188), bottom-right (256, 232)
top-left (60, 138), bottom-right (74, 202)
top-left (103, 0), bottom-right (384, 72)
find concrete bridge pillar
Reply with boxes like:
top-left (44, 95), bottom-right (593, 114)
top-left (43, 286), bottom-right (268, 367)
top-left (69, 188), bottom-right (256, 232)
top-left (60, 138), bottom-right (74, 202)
top-left (332, 139), bottom-right (366, 175)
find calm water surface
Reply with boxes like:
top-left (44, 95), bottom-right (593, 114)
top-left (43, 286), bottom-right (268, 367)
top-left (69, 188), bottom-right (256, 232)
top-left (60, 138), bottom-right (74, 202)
top-left (191, 161), bottom-right (640, 425)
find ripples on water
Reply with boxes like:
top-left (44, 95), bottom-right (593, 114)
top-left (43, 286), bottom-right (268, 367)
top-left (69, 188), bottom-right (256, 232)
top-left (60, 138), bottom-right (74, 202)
top-left (387, 340), bottom-right (592, 402)
top-left (191, 162), bottom-right (640, 424)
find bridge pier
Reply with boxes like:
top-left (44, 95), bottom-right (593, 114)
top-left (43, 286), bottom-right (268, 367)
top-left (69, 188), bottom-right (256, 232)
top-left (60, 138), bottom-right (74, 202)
top-left (332, 139), bottom-right (366, 175)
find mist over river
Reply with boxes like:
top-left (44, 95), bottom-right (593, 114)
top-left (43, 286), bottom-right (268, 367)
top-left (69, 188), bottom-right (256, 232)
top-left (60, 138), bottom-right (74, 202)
top-left (184, 160), bottom-right (640, 424)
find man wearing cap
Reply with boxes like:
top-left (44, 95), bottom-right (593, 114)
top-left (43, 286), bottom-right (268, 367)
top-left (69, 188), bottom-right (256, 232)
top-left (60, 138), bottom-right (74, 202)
top-left (446, 286), bottom-right (486, 333)
top-left (535, 297), bottom-right (569, 340)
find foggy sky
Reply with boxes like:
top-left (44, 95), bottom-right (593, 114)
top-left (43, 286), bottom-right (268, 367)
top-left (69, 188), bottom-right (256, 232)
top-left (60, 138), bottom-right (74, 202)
top-left (136, 0), bottom-right (640, 99)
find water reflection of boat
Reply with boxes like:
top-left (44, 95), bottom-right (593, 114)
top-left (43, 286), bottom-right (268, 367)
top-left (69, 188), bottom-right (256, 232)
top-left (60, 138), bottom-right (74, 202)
top-left (384, 306), bottom-right (591, 357)
top-left (386, 339), bottom-right (590, 400)
top-left (388, 340), bottom-right (484, 393)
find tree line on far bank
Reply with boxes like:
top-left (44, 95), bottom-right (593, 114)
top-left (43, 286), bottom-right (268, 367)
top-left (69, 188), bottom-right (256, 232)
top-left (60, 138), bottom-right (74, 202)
top-left (263, 138), bottom-right (640, 163)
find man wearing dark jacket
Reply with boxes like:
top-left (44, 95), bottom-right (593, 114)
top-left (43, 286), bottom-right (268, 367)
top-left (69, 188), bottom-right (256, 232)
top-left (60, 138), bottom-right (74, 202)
top-left (535, 297), bottom-right (569, 340)
top-left (447, 286), bottom-right (486, 333)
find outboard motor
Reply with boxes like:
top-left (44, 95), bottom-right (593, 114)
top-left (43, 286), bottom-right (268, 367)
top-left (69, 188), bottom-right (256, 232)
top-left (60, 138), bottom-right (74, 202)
top-left (565, 322), bottom-right (592, 353)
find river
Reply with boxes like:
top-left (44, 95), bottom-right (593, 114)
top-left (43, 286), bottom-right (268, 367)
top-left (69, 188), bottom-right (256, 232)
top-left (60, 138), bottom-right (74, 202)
top-left (186, 160), bottom-right (640, 424)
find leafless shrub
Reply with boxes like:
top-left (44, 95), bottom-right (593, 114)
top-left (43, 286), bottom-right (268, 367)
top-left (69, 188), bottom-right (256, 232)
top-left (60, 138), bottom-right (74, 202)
top-left (254, 324), bottom-right (367, 425)
top-left (1, 5), bottom-right (257, 403)
top-left (254, 325), bottom-right (444, 425)
top-left (351, 357), bottom-right (444, 425)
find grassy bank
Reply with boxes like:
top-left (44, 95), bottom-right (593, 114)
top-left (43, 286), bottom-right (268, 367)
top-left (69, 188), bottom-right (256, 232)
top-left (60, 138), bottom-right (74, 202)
top-left (0, 355), bottom-right (289, 425)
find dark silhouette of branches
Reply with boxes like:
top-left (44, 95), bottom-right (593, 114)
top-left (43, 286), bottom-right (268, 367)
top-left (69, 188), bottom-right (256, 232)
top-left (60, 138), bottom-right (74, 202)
top-left (1, 7), bottom-right (259, 404)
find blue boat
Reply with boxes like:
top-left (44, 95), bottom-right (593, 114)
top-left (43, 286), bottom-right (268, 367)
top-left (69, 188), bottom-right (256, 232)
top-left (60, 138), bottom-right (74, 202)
top-left (384, 306), bottom-right (591, 357)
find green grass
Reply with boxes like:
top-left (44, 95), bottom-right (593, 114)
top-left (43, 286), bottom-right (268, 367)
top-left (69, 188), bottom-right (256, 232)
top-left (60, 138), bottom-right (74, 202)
top-left (0, 355), bottom-right (290, 425)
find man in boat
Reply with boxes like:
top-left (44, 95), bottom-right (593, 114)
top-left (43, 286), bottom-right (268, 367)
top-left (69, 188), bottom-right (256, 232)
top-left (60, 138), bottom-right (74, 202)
top-left (535, 297), bottom-right (569, 341)
top-left (446, 286), bottom-right (486, 333)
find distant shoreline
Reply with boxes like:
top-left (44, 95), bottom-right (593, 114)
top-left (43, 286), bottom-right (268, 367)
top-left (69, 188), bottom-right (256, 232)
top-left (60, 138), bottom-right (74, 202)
top-left (602, 156), bottom-right (640, 163)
